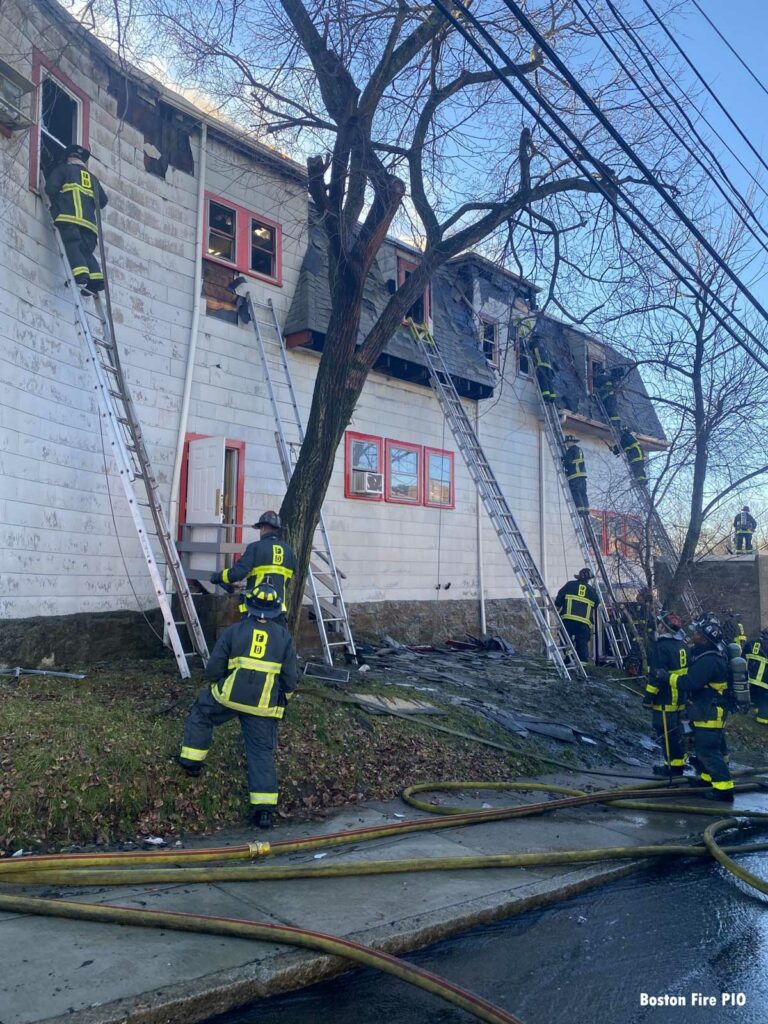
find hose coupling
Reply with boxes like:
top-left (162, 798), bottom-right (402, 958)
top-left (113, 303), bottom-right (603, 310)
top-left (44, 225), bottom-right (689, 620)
top-left (248, 841), bottom-right (271, 858)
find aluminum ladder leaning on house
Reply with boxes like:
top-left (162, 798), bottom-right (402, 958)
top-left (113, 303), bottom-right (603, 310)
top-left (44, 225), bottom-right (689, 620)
top-left (240, 290), bottom-right (357, 666)
top-left (594, 393), bottom-right (702, 619)
top-left (408, 320), bottom-right (586, 683)
top-left (523, 336), bottom-right (634, 668)
top-left (48, 208), bottom-right (209, 679)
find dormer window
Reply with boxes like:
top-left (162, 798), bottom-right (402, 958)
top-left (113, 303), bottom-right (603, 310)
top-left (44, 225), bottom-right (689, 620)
top-left (397, 256), bottom-right (430, 324)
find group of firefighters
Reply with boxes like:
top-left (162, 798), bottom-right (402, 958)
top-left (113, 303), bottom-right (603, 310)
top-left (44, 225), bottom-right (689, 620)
top-left (46, 148), bottom-right (764, 824)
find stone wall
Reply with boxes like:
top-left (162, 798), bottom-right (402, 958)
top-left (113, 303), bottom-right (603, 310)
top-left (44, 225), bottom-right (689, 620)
top-left (684, 555), bottom-right (767, 638)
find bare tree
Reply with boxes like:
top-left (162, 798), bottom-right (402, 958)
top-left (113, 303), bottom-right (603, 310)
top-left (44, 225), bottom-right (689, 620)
top-left (92, 0), bottom-right (690, 628)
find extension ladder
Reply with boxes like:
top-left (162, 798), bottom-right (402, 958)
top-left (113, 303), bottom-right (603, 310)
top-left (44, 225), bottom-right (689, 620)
top-left (527, 344), bottom-right (635, 666)
top-left (50, 210), bottom-right (209, 678)
top-left (593, 392), bottom-right (701, 619)
top-left (408, 321), bottom-right (586, 682)
top-left (241, 290), bottom-right (356, 665)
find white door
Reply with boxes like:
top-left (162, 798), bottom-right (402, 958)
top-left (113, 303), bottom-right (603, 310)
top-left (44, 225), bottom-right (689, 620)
top-left (186, 436), bottom-right (226, 576)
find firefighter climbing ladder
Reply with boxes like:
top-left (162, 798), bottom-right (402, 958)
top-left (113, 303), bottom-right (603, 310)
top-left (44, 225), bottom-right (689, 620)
top-left (529, 359), bottom-right (635, 668)
top-left (408, 321), bottom-right (586, 682)
top-left (594, 395), bottom-right (702, 619)
top-left (242, 291), bottom-right (357, 666)
top-left (50, 214), bottom-right (209, 679)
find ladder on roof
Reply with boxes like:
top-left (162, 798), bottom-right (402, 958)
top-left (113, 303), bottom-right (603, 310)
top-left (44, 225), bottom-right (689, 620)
top-left (525, 339), bottom-right (635, 667)
top-left (593, 394), bottom-right (702, 619)
top-left (408, 320), bottom-right (586, 682)
top-left (241, 290), bottom-right (357, 666)
top-left (49, 209), bottom-right (209, 679)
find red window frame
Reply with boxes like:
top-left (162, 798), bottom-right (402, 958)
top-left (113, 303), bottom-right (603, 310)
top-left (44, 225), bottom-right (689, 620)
top-left (384, 439), bottom-right (422, 505)
top-left (344, 431), bottom-right (384, 502)
top-left (424, 447), bottom-right (455, 509)
top-left (29, 49), bottom-right (91, 193)
top-left (204, 191), bottom-right (283, 287)
top-left (397, 255), bottom-right (431, 324)
top-left (478, 315), bottom-right (500, 368)
top-left (178, 433), bottom-right (246, 544)
top-left (595, 510), bottom-right (643, 558)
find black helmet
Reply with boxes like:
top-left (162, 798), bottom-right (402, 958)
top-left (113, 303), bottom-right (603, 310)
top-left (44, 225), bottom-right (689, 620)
top-left (254, 510), bottom-right (281, 530)
top-left (563, 435), bottom-right (579, 443)
top-left (63, 144), bottom-right (91, 162)
top-left (657, 610), bottom-right (682, 633)
top-left (691, 616), bottom-right (724, 646)
top-left (576, 567), bottom-right (594, 581)
top-left (244, 582), bottom-right (282, 619)
top-left (743, 505), bottom-right (751, 512)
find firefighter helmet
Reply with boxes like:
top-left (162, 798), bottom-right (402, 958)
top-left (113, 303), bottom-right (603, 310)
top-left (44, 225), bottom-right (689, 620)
top-left (63, 144), bottom-right (91, 162)
top-left (742, 505), bottom-right (751, 512)
top-left (691, 616), bottom-right (724, 646)
top-left (563, 435), bottom-right (579, 444)
top-left (576, 567), bottom-right (594, 581)
top-left (254, 510), bottom-right (281, 530)
top-left (244, 583), bottom-right (282, 619)
top-left (656, 611), bottom-right (682, 634)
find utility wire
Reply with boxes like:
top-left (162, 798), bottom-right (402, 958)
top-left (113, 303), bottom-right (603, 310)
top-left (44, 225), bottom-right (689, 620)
top-left (581, 0), bottom-right (768, 256)
top-left (690, 0), bottom-right (768, 102)
top-left (499, 0), bottom-right (768, 347)
top-left (428, 0), bottom-right (768, 375)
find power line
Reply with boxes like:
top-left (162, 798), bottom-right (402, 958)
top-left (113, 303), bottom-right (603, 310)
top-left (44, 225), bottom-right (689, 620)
top-left (690, 0), bottom-right (768, 102)
top-left (582, 0), bottom-right (768, 255)
top-left (427, 0), bottom-right (768, 375)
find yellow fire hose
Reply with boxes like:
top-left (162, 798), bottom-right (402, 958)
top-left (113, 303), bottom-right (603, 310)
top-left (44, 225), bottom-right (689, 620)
top-left (2, 775), bottom-right (768, 1024)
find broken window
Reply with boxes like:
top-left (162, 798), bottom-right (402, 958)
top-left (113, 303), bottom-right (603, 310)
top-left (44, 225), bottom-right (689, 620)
top-left (588, 358), bottom-right (605, 394)
top-left (479, 316), bottom-right (499, 367)
top-left (250, 218), bottom-right (276, 277)
top-left (208, 200), bottom-right (237, 263)
top-left (39, 75), bottom-right (80, 177)
top-left (397, 256), bottom-right (430, 324)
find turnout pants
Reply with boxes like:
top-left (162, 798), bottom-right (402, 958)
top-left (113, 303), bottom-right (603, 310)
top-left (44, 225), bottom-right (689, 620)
top-left (651, 709), bottom-right (685, 769)
top-left (752, 682), bottom-right (768, 725)
top-left (180, 687), bottom-right (280, 806)
top-left (57, 224), bottom-right (104, 289)
top-left (689, 696), bottom-right (733, 793)
top-left (736, 532), bottom-right (753, 552)
top-left (536, 365), bottom-right (556, 402)
top-left (567, 476), bottom-right (589, 513)
top-left (563, 620), bottom-right (591, 662)
top-left (602, 395), bottom-right (619, 422)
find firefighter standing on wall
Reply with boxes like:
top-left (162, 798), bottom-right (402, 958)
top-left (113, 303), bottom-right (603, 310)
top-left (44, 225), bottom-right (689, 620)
top-left (678, 617), bottom-right (735, 802)
top-left (734, 506), bottom-right (757, 553)
top-left (44, 145), bottom-right (108, 295)
top-left (211, 510), bottom-right (296, 618)
top-left (613, 426), bottom-right (647, 484)
top-left (555, 568), bottom-right (600, 663)
top-left (745, 629), bottom-right (768, 727)
top-left (177, 583), bottom-right (298, 828)
top-left (643, 611), bottom-right (688, 776)
top-left (562, 435), bottom-right (590, 514)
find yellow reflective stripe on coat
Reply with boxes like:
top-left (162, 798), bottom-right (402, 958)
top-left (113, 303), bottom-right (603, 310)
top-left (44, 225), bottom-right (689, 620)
top-left (54, 213), bottom-right (98, 232)
top-left (249, 792), bottom-right (278, 805)
top-left (562, 592), bottom-right (595, 626)
top-left (712, 779), bottom-right (735, 791)
top-left (692, 705), bottom-right (725, 729)
top-left (211, 688), bottom-right (285, 718)
top-left (180, 746), bottom-right (208, 761)
top-left (227, 657), bottom-right (283, 673)
top-left (747, 652), bottom-right (768, 684)
top-left (624, 443), bottom-right (643, 462)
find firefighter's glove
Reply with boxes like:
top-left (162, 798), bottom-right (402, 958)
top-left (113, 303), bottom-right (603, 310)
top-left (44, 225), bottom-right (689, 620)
top-left (642, 693), bottom-right (654, 709)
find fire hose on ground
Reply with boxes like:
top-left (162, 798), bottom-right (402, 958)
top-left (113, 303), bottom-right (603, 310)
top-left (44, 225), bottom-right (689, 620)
top-left (2, 772), bottom-right (768, 1024)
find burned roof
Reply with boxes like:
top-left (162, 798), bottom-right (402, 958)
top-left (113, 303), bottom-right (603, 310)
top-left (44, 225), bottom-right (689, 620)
top-left (536, 317), bottom-right (665, 441)
top-left (284, 213), bottom-right (496, 398)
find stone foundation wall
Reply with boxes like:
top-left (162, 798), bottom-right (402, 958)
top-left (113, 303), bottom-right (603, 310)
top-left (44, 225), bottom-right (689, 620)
top-left (665, 555), bottom-right (768, 638)
top-left (0, 596), bottom-right (539, 669)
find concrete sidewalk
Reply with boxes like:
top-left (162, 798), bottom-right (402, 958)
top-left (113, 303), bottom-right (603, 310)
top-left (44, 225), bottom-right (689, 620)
top-left (0, 773), bottom-right (732, 1024)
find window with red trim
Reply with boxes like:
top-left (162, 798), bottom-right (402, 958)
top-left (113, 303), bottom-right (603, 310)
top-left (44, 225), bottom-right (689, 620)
top-left (29, 50), bottom-right (91, 192)
top-left (385, 439), bottom-right (421, 504)
top-left (397, 255), bottom-right (430, 324)
top-left (595, 510), bottom-right (643, 558)
top-left (344, 432), bottom-right (384, 501)
top-left (424, 447), bottom-right (455, 509)
top-left (204, 192), bottom-right (282, 286)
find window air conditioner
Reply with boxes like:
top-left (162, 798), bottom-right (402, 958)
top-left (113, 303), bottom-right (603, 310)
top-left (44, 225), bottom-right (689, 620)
top-left (352, 470), bottom-right (383, 495)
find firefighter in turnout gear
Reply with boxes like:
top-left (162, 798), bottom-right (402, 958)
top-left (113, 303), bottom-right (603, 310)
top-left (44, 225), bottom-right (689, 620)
top-left (613, 427), bottom-right (647, 484)
top-left (44, 145), bottom-right (108, 294)
top-left (734, 506), bottom-right (757, 553)
top-left (745, 629), bottom-right (768, 727)
top-left (679, 617), bottom-right (734, 802)
top-left (643, 611), bottom-right (687, 776)
top-left (530, 338), bottom-right (557, 403)
top-left (178, 583), bottom-right (299, 828)
top-left (562, 436), bottom-right (589, 514)
top-left (555, 568), bottom-right (600, 663)
top-left (211, 510), bottom-right (296, 616)
top-left (593, 366), bottom-right (624, 423)
top-left (723, 613), bottom-right (747, 652)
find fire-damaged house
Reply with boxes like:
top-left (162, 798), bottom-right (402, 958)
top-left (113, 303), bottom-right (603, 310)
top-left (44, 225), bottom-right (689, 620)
top-left (0, 0), bottom-right (668, 665)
